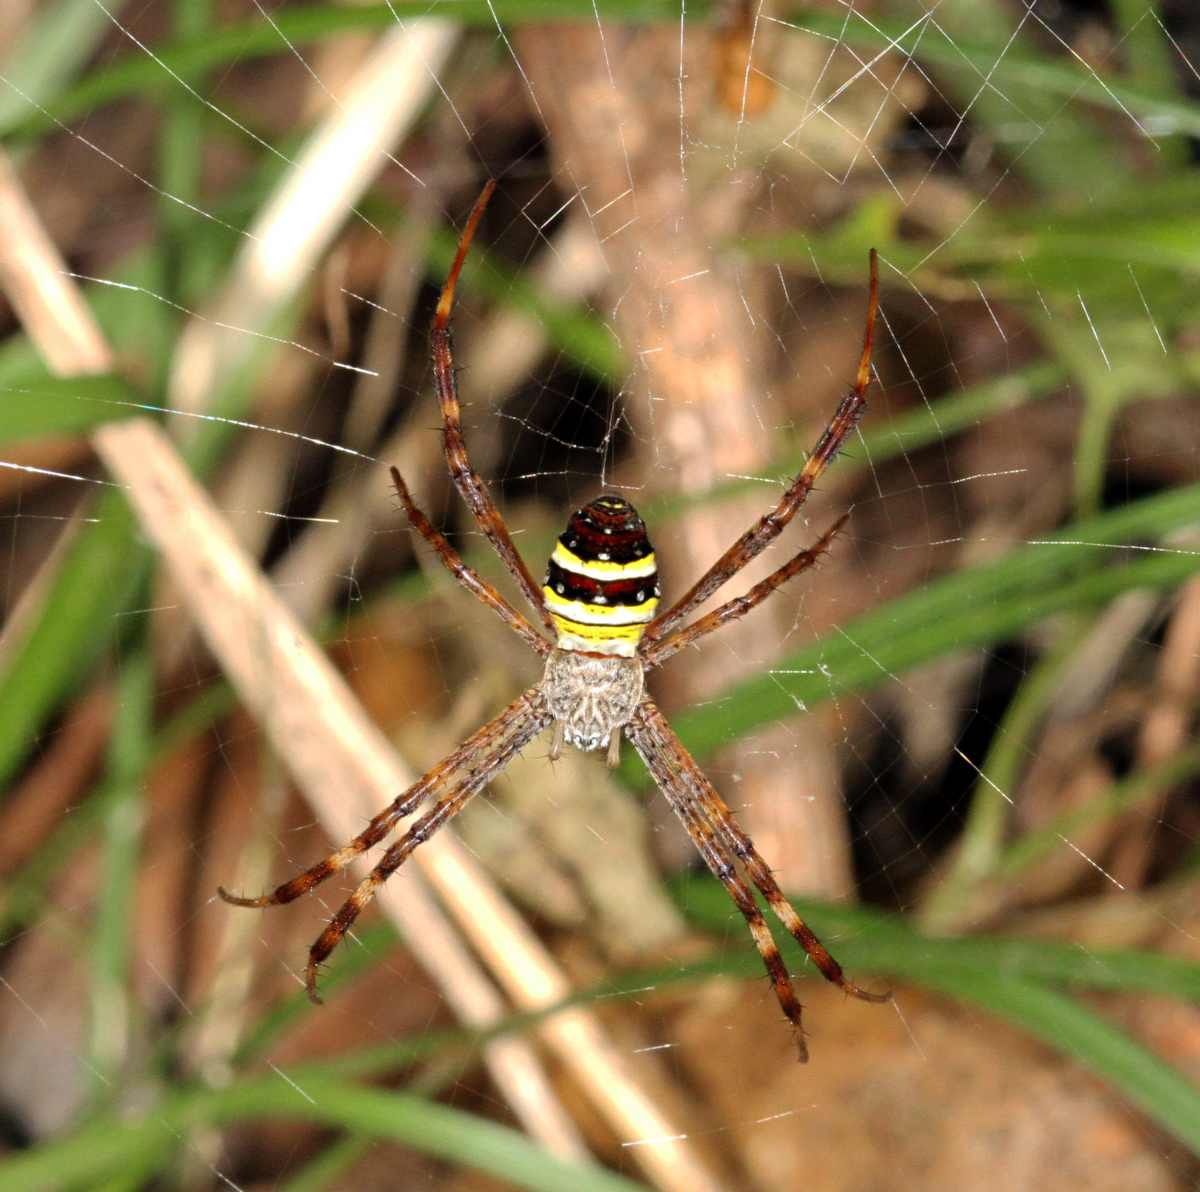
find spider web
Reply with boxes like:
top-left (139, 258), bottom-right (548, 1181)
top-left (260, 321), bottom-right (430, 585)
top-left (0, 2), bottom-right (1198, 1189)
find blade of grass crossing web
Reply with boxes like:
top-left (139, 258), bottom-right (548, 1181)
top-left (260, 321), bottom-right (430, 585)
top-left (672, 880), bottom-right (1200, 1002)
top-left (670, 879), bottom-right (1200, 1152)
top-left (0, 1077), bottom-right (653, 1192)
top-left (642, 481), bottom-right (1200, 771)
top-left (917, 969), bottom-right (1200, 1155)
top-left (0, 0), bottom-right (130, 136)
top-left (995, 743), bottom-right (1200, 880)
top-left (1109, 0), bottom-right (1190, 170)
top-left (0, 680), bottom-right (235, 940)
top-left (0, 374), bottom-right (142, 442)
top-left (785, 8), bottom-right (1200, 142)
top-left (0, 493), bottom-right (147, 796)
top-left (280, 1134), bottom-right (372, 1192)
top-left (921, 616), bottom-right (1093, 929)
top-left (87, 647), bottom-right (154, 1101)
top-left (5, 2), bottom-right (704, 143)
top-left (158, 0), bottom-right (214, 320)
top-left (0, 293), bottom-right (297, 796)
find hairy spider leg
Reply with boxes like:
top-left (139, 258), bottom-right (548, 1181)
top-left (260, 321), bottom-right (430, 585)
top-left (304, 687), bottom-right (552, 1002)
top-left (390, 466), bottom-right (549, 657)
top-left (642, 514), bottom-right (847, 668)
top-left (643, 248), bottom-right (878, 646)
top-left (624, 699), bottom-right (814, 1059)
top-left (625, 698), bottom-right (888, 1058)
top-left (219, 688), bottom-right (546, 911)
top-left (430, 181), bottom-right (557, 636)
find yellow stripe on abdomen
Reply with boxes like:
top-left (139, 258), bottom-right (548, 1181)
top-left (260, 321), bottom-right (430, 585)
top-left (544, 494), bottom-right (660, 657)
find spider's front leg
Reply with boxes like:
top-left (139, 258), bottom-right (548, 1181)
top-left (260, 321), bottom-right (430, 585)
top-left (641, 247), bottom-right (878, 647)
top-left (429, 181), bottom-right (557, 637)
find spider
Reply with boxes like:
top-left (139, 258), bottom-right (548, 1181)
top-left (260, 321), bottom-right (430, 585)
top-left (220, 181), bottom-right (888, 1061)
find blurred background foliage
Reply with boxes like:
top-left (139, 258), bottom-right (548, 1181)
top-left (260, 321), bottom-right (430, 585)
top-left (1, 1), bottom-right (1200, 1189)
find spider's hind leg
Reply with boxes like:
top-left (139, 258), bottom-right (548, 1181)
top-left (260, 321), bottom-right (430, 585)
top-left (735, 836), bottom-right (890, 1004)
top-left (709, 798), bottom-right (891, 1005)
top-left (657, 760), bottom-right (812, 1060)
top-left (217, 780), bottom-right (431, 908)
top-left (624, 697), bottom-right (888, 1059)
top-left (304, 786), bottom-right (474, 1003)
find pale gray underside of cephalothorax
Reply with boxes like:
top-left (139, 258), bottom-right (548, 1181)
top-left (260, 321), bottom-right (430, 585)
top-left (541, 648), bottom-right (644, 766)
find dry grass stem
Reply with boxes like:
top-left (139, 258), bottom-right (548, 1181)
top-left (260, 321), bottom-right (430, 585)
top-left (0, 144), bottom-right (585, 1164)
top-left (0, 144), bottom-right (724, 1189)
top-left (168, 19), bottom-right (459, 419)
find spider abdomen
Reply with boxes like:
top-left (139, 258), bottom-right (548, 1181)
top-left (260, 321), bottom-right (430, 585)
top-left (542, 648), bottom-right (644, 752)
top-left (541, 495), bottom-right (660, 658)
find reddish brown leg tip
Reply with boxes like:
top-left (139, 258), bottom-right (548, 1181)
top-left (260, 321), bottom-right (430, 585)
top-left (794, 1034), bottom-right (810, 1064)
top-left (434, 180), bottom-right (498, 327)
top-left (305, 968), bottom-right (325, 1006)
top-left (217, 885), bottom-right (267, 908)
top-left (845, 981), bottom-right (892, 1005)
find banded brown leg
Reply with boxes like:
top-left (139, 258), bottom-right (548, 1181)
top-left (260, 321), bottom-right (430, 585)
top-left (303, 688), bottom-right (553, 1001)
top-left (219, 687), bottom-right (548, 909)
top-left (624, 701), bottom-right (811, 1059)
top-left (643, 248), bottom-right (878, 646)
top-left (624, 698), bottom-right (888, 1057)
top-left (641, 515), bottom-right (846, 669)
top-left (390, 466), bottom-right (549, 657)
top-left (429, 182), bottom-right (556, 636)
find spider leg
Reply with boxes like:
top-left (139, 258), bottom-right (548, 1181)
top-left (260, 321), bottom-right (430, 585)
top-left (430, 182), bottom-right (557, 637)
top-left (218, 687), bottom-right (549, 909)
top-left (625, 700), bottom-right (812, 1059)
top-left (305, 777), bottom-right (473, 1002)
top-left (625, 698), bottom-right (888, 1057)
top-left (704, 783), bottom-right (890, 1006)
top-left (390, 466), bottom-right (549, 657)
top-left (642, 249), bottom-right (878, 647)
top-left (303, 687), bottom-right (552, 1001)
top-left (671, 767), bottom-right (812, 1059)
top-left (641, 514), bottom-right (846, 669)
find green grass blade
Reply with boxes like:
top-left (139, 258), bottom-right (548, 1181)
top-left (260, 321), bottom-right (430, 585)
top-left (639, 482), bottom-right (1200, 771)
top-left (673, 879), bottom-right (1200, 1151)
top-left (996, 744), bottom-right (1200, 880)
top-left (0, 492), bottom-right (147, 797)
top-left (87, 649), bottom-right (153, 1099)
top-left (915, 970), bottom-right (1200, 1154)
top-left (921, 616), bottom-right (1093, 928)
top-left (427, 226), bottom-right (623, 382)
top-left (0, 375), bottom-right (141, 442)
top-left (0, 0), bottom-right (130, 136)
top-left (0, 1077), bottom-right (652, 1192)
top-left (280, 1134), bottom-right (372, 1192)
top-left (789, 7), bottom-right (1200, 142)
top-left (673, 879), bottom-right (1200, 1002)
top-left (9, 2), bottom-right (708, 141)
top-left (901, 0), bottom-right (1118, 193)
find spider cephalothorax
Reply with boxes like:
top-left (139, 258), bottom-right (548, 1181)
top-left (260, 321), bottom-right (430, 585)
top-left (220, 181), bottom-right (888, 1061)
